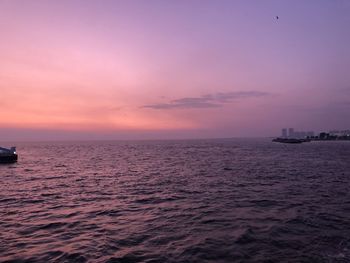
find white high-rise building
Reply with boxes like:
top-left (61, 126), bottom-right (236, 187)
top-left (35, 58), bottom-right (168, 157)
top-left (282, 128), bottom-right (287, 138)
top-left (288, 128), bottom-right (294, 138)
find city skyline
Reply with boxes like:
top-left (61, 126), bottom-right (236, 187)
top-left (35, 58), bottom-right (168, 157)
top-left (1, 1), bottom-right (350, 141)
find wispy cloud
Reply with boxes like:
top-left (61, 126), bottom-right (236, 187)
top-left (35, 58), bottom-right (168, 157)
top-left (143, 91), bottom-right (270, 109)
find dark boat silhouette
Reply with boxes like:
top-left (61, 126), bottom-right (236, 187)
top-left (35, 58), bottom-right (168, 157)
top-left (0, 147), bottom-right (18, 163)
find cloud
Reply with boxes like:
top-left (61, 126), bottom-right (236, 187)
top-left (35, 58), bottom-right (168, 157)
top-left (143, 90), bottom-right (269, 109)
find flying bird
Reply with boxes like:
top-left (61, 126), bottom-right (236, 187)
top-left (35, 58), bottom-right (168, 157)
top-left (276, 16), bottom-right (279, 20)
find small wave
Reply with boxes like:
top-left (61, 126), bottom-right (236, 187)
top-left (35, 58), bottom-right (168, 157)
top-left (0, 197), bottom-right (17, 203)
top-left (55, 252), bottom-right (87, 263)
top-left (235, 228), bottom-right (257, 244)
top-left (89, 209), bottom-right (122, 218)
top-left (250, 199), bottom-right (280, 207)
top-left (22, 199), bottom-right (45, 204)
top-left (134, 197), bottom-right (169, 204)
top-left (38, 222), bottom-right (67, 230)
top-left (105, 254), bottom-right (146, 263)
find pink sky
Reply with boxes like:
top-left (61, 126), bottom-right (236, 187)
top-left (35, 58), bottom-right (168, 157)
top-left (0, 0), bottom-right (349, 140)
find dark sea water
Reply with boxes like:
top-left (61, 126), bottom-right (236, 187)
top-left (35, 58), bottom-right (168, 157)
top-left (1, 139), bottom-right (350, 263)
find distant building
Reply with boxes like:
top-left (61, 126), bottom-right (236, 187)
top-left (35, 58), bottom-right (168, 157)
top-left (278, 128), bottom-right (348, 140)
top-left (282, 128), bottom-right (287, 138)
top-left (288, 128), bottom-right (294, 138)
top-left (306, 131), bottom-right (314, 137)
top-left (280, 128), bottom-right (314, 138)
top-left (293, 131), bottom-right (305, 138)
top-left (330, 130), bottom-right (350, 136)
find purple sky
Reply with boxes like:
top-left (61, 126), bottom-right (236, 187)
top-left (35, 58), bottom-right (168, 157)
top-left (0, 0), bottom-right (349, 140)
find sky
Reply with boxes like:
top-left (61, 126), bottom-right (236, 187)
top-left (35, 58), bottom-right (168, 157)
top-left (0, 0), bottom-right (349, 140)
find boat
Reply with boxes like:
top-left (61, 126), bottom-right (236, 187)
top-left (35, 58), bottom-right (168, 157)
top-left (0, 147), bottom-right (18, 163)
top-left (272, 138), bottom-right (304, 144)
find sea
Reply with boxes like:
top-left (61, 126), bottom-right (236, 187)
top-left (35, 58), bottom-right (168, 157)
top-left (0, 138), bottom-right (349, 263)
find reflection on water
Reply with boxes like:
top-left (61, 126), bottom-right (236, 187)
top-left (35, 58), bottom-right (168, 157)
top-left (1, 139), bottom-right (349, 262)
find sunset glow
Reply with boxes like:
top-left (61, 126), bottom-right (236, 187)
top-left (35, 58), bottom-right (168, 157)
top-left (1, 0), bottom-right (349, 140)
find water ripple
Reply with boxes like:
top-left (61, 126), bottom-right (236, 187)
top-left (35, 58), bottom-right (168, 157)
top-left (0, 139), bottom-right (349, 262)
